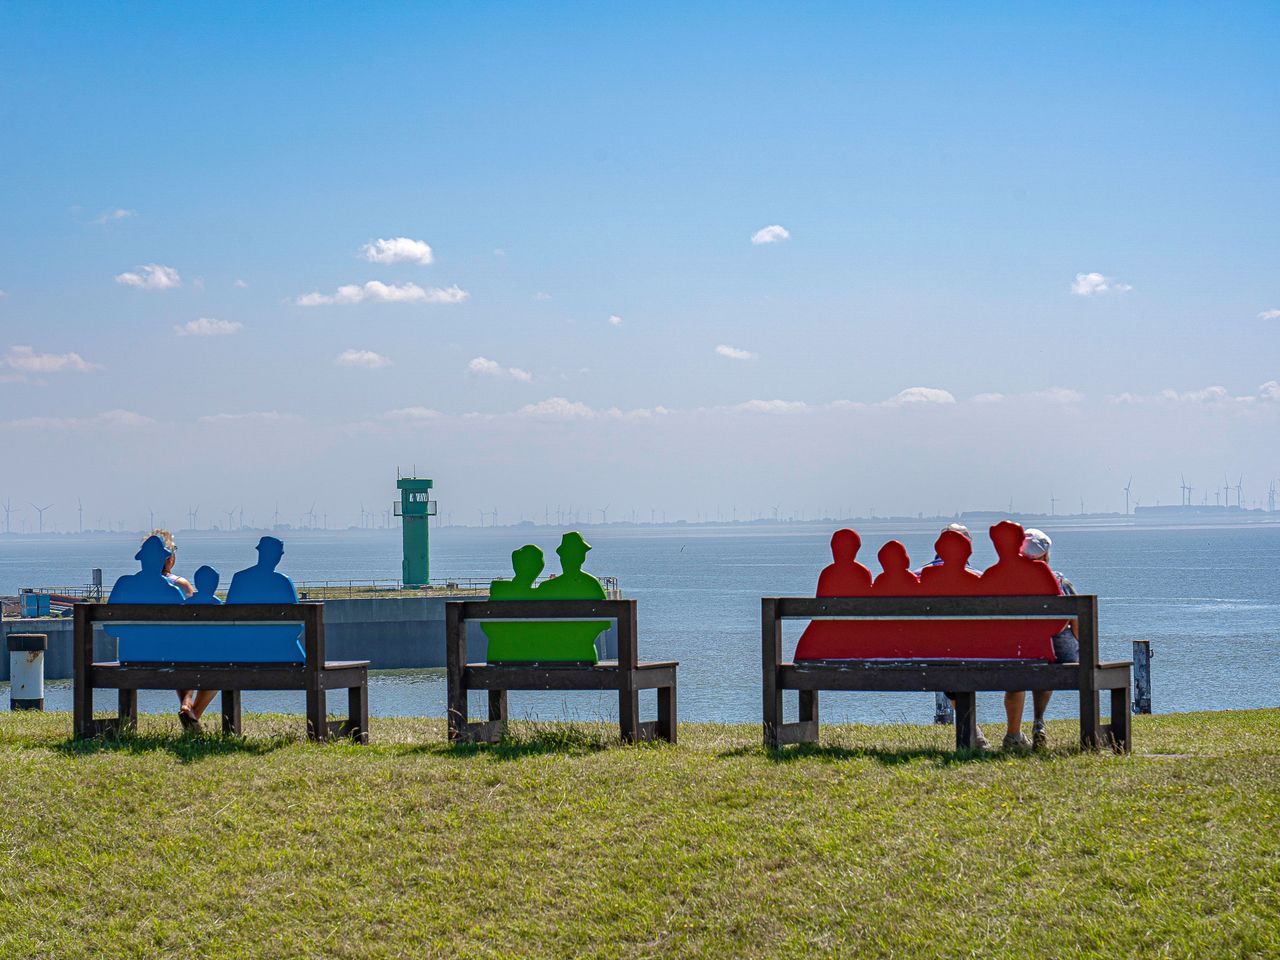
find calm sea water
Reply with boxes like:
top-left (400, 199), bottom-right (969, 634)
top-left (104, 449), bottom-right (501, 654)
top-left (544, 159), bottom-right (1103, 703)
top-left (3, 523), bottom-right (1278, 725)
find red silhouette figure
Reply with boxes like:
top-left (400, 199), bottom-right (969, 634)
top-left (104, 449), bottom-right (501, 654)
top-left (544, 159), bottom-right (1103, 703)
top-left (872, 540), bottom-right (919, 595)
top-left (979, 520), bottom-right (1062, 659)
top-left (816, 528), bottom-right (872, 596)
top-left (919, 530), bottom-right (982, 596)
top-left (793, 523), bottom-right (1069, 662)
top-left (793, 529), bottom-right (872, 659)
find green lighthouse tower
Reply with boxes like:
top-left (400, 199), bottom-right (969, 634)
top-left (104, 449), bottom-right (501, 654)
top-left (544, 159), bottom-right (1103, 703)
top-left (395, 474), bottom-right (436, 586)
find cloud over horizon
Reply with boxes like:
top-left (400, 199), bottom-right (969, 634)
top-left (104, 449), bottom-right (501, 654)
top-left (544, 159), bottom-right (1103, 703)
top-left (1071, 272), bottom-right (1132, 296)
top-left (336, 349), bottom-right (392, 369)
top-left (3, 345), bottom-right (100, 374)
top-left (715, 344), bottom-right (757, 360)
top-left (468, 356), bottom-right (533, 382)
top-left (174, 318), bottom-right (242, 337)
top-left (295, 281), bottom-right (468, 306)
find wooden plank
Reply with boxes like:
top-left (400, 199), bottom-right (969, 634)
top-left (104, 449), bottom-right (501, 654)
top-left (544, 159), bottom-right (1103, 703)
top-left (772, 594), bottom-right (1090, 620)
top-left (779, 662), bottom-right (1083, 692)
top-left (1109, 685), bottom-right (1132, 753)
top-left (117, 689), bottom-right (138, 733)
top-left (772, 720), bottom-right (819, 746)
top-left (618, 685), bottom-right (640, 743)
top-left (89, 664), bottom-right (311, 689)
top-left (617, 600), bottom-right (639, 670)
top-left (348, 682), bottom-right (369, 744)
top-left (452, 598), bottom-right (633, 621)
top-left (84, 603), bottom-right (315, 622)
top-left (1077, 595), bottom-right (1101, 749)
top-left (464, 664), bottom-right (628, 691)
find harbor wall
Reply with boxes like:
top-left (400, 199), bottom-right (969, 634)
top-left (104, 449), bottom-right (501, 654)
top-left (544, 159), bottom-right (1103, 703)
top-left (0, 597), bottom-right (619, 681)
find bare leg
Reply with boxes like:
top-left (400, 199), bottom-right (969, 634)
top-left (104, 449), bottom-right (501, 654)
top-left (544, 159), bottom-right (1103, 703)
top-left (189, 689), bottom-right (219, 720)
top-left (178, 689), bottom-right (194, 711)
top-left (1032, 690), bottom-right (1052, 721)
top-left (1004, 691), bottom-right (1025, 736)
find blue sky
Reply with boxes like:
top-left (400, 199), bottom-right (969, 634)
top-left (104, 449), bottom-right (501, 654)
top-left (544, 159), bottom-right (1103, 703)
top-left (1, 2), bottom-right (1277, 529)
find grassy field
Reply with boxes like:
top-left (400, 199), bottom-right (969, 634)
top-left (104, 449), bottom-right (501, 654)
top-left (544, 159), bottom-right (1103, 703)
top-left (0, 710), bottom-right (1276, 959)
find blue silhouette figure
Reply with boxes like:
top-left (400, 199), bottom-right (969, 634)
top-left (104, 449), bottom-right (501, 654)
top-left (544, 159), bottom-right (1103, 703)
top-left (186, 565), bottom-right (223, 605)
top-left (108, 535), bottom-right (185, 604)
top-left (227, 536), bottom-right (298, 603)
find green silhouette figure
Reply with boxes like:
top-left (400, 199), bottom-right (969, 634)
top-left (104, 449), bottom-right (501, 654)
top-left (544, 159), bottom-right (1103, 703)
top-left (483, 532), bottom-right (608, 663)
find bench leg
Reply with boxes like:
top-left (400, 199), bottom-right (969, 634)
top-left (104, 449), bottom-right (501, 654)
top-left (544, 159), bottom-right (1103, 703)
top-left (346, 683), bottom-right (369, 744)
top-left (305, 684), bottom-right (327, 743)
top-left (221, 690), bottom-right (242, 736)
top-left (1109, 685), bottom-right (1132, 753)
top-left (763, 673), bottom-right (784, 749)
top-left (954, 692), bottom-right (978, 751)
top-left (1079, 687), bottom-right (1101, 751)
top-left (619, 684), bottom-right (640, 744)
top-left (488, 689), bottom-right (508, 728)
top-left (657, 682), bottom-right (677, 744)
top-left (799, 689), bottom-right (819, 729)
top-left (117, 689), bottom-right (138, 734)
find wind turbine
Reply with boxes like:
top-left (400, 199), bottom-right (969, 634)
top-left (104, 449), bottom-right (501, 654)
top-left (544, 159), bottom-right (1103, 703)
top-left (599, 504), bottom-right (609, 525)
top-left (1, 498), bottom-right (14, 534)
top-left (1123, 477), bottom-right (1133, 516)
top-left (226, 508), bottom-right (237, 531)
top-left (77, 497), bottom-right (84, 534)
top-left (30, 502), bottom-right (53, 534)
top-left (1235, 475), bottom-right (1243, 510)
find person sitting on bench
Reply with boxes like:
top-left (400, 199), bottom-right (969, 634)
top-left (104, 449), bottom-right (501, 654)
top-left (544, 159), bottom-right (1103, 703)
top-left (1011, 528), bottom-right (1080, 749)
top-left (981, 520), bottom-right (1062, 751)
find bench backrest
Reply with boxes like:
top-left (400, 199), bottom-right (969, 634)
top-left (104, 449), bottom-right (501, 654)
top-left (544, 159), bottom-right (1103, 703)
top-left (81, 602), bottom-right (321, 665)
top-left (769, 594), bottom-right (1097, 666)
top-left (103, 536), bottom-right (307, 663)
top-left (449, 598), bottom-right (638, 667)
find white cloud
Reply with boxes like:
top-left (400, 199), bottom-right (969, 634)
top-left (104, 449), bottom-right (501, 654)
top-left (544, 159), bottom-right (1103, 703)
top-left (336, 349), bottom-right (392, 369)
top-left (2, 409), bottom-right (153, 430)
top-left (733, 399), bottom-right (809, 414)
top-left (468, 356), bottom-right (533, 382)
top-left (3, 345), bottom-right (99, 373)
top-left (1071, 272), bottom-right (1132, 296)
top-left (882, 387), bottom-right (957, 406)
top-left (295, 281), bottom-right (468, 306)
top-left (517, 397), bottom-right (594, 419)
top-left (1109, 381), bottom-right (1280, 405)
top-left (93, 208), bottom-right (135, 225)
top-left (715, 344), bottom-right (757, 360)
top-left (383, 406), bottom-right (443, 420)
top-left (1259, 309), bottom-right (1280, 321)
top-left (534, 292), bottom-right (552, 301)
top-left (608, 315), bottom-right (623, 326)
top-left (234, 279), bottom-right (249, 289)
top-left (114, 264), bottom-right (181, 290)
top-left (972, 387), bottom-right (1083, 404)
top-left (198, 411), bottom-right (297, 423)
top-left (751, 224), bottom-right (791, 245)
top-left (174, 317), bottom-right (242, 337)
top-left (360, 237), bottom-right (434, 265)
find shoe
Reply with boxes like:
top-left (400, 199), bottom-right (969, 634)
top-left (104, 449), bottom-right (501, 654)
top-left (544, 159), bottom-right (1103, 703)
top-left (974, 726), bottom-right (991, 751)
top-left (1003, 731), bottom-right (1032, 752)
top-left (1032, 720), bottom-right (1048, 750)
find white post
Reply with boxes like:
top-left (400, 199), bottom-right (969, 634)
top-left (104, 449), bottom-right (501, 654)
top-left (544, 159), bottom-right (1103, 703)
top-left (8, 633), bottom-right (47, 711)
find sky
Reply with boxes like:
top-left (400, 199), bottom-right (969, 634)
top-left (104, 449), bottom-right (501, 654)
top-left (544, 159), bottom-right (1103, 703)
top-left (1, 2), bottom-right (1278, 531)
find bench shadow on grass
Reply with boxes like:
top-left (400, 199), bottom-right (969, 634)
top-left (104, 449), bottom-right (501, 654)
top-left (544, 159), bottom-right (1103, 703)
top-left (56, 730), bottom-right (297, 763)
top-left (417, 722), bottom-right (636, 762)
top-left (720, 742), bottom-right (1067, 767)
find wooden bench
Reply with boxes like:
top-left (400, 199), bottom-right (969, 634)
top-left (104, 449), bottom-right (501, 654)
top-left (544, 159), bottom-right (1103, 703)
top-left (73, 602), bottom-right (369, 742)
top-left (762, 594), bottom-right (1132, 752)
top-left (446, 598), bottom-right (677, 744)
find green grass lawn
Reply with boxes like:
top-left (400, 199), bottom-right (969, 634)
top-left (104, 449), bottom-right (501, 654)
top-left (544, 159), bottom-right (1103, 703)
top-left (0, 710), bottom-right (1276, 959)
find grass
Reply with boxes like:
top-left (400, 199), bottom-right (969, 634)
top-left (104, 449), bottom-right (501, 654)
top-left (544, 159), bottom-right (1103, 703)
top-left (0, 710), bottom-right (1276, 959)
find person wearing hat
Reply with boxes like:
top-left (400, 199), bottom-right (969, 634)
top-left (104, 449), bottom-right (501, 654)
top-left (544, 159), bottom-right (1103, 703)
top-left (108, 534), bottom-right (187, 604)
top-left (1006, 527), bottom-right (1079, 749)
top-left (226, 536), bottom-right (298, 604)
top-left (536, 531), bottom-right (606, 600)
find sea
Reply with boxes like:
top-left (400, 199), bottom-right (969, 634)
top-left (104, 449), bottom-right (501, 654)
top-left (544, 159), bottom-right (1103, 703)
top-left (2, 522), bottom-right (1278, 725)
